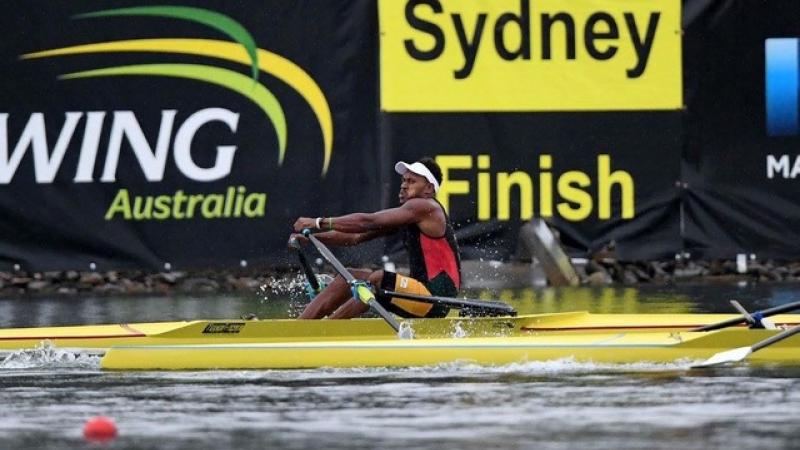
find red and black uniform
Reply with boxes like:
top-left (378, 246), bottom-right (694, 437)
top-left (378, 201), bottom-right (461, 318)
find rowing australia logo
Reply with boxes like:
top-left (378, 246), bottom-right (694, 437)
top-left (203, 322), bottom-right (245, 334)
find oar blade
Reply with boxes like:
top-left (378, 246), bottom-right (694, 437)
top-left (692, 347), bottom-right (752, 368)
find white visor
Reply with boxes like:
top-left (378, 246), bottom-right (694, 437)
top-left (394, 161), bottom-right (440, 192)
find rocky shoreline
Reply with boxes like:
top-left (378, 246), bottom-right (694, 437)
top-left (1, 258), bottom-right (799, 296)
top-left (0, 269), bottom-right (282, 297)
top-left (580, 258), bottom-right (800, 285)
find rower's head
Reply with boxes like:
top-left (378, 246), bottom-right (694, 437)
top-left (395, 157), bottom-right (442, 204)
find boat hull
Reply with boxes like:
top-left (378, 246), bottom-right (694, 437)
top-left (2, 312), bottom-right (800, 352)
top-left (100, 328), bottom-right (800, 370)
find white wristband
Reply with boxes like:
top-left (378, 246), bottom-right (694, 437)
top-left (315, 217), bottom-right (322, 229)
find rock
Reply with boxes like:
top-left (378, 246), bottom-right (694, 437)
top-left (674, 262), bottom-right (706, 278)
top-left (65, 271), bottom-right (80, 281)
top-left (121, 279), bottom-right (148, 294)
top-left (180, 278), bottom-right (220, 293)
top-left (27, 280), bottom-right (50, 291)
top-left (585, 260), bottom-right (605, 275)
top-left (586, 270), bottom-right (612, 285)
top-left (159, 272), bottom-right (180, 284)
top-left (622, 267), bottom-right (639, 284)
top-left (79, 272), bottom-right (105, 286)
top-left (228, 276), bottom-right (262, 291)
top-left (629, 264), bottom-right (651, 282)
top-left (95, 283), bottom-right (125, 294)
top-left (10, 277), bottom-right (31, 286)
top-left (44, 271), bottom-right (63, 281)
top-left (649, 261), bottom-right (671, 282)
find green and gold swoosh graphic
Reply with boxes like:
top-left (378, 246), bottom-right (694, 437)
top-left (60, 63), bottom-right (286, 161)
top-left (24, 39), bottom-right (333, 175)
top-left (23, 7), bottom-right (334, 176)
top-left (74, 6), bottom-right (259, 82)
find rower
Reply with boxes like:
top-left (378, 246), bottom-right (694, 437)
top-left (289, 157), bottom-right (461, 320)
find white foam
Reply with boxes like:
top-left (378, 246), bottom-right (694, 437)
top-left (425, 357), bottom-right (698, 374)
top-left (397, 321), bottom-right (415, 339)
top-left (163, 358), bottom-right (698, 381)
top-left (0, 341), bottom-right (100, 369)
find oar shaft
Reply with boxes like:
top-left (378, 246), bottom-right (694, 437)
top-left (290, 237), bottom-right (321, 292)
top-left (307, 234), bottom-right (355, 283)
top-left (366, 298), bottom-right (401, 331)
top-left (752, 324), bottom-right (800, 353)
top-left (379, 289), bottom-right (517, 316)
top-left (297, 251), bottom-right (320, 292)
top-left (693, 300), bottom-right (800, 331)
top-left (306, 232), bottom-right (400, 332)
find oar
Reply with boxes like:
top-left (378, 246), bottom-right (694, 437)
top-left (303, 230), bottom-right (401, 332)
top-left (692, 300), bottom-right (800, 332)
top-left (288, 237), bottom-right (321, 294)
top-left (378, 289), bottom-right (517, 317)
top-left (692, 324), bottom-right (800, 368)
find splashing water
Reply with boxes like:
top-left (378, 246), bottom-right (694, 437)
top-left (397, 321), bottom-right (415, 339)
top-left (258, 272), bottom-right (307, 301)
top-left (259, 273), bottom-right (336, 300)
top-left (451, 321), bottom-right (468, 338)
top-left (259, 272), bottom-right (337, 317)
top-left (1, 341), bottom-right (100, 369)
top-left (398, 357), bottom-right (699, 375)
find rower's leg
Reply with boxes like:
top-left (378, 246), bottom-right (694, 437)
top-left (299, 269), bottom-right (373, 319)
top-left (327, 298), bottom-right (369, 319)
top-left (329, 270), bottom-right (384, 319)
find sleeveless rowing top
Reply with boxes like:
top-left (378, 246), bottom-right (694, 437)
top-left (404, 200), bottom-right (461, 292)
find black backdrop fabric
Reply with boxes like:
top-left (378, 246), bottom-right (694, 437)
top-left (682, 0), bottom-right (800, 259)
top-left (0, 0), bottom-right (380, 271)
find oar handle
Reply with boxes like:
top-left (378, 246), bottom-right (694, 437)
top-left (693, 300), bottom-right (800, 332)
top-left (289, 235), bottom-right (320, 292)
top-left (297, 251), bottom-right (320, 292)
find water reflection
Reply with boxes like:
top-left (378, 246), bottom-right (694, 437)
top-left (477, 282), bottom-right (800, 315)
top-left (480, 286), bottom-right (695, 314)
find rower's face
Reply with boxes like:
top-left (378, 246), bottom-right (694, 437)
top-left (398, 172), bottom-right (432, 204)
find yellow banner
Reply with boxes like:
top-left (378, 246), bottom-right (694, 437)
top-left (379, 0), bottom-right (682, 111)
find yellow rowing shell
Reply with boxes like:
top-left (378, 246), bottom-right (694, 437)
top-left (100, 328), bottom-right (800, 370)
top-left (2, 312), bottom-right (800, 352)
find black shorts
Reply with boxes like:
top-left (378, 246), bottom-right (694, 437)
top-left (377, 271), bottom-right (457, 318)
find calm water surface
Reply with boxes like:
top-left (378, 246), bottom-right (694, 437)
top-left (1, 281), bottom-right (799, 450)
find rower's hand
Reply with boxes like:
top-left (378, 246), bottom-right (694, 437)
top-left (293, 217), bottom-right (316, 232)
top-left (288, 233), bottom-right (309, 249)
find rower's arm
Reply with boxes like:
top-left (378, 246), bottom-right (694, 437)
top-left (310, 229), bottom-right (391, 247)
top-left (291, 199), bottom-right (431, 246)
top-left (325, 200), bottom-right (428, 234)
